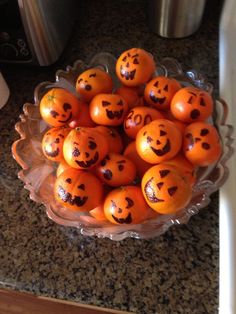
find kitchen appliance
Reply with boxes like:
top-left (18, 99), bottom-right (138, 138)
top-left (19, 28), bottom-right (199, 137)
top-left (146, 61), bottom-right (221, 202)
top-left (0, 0), bottom-right (77, 66)
top-left (0, 71), bottom-right (9, 109)
top-left (147, 0), bottom-right (206, 38)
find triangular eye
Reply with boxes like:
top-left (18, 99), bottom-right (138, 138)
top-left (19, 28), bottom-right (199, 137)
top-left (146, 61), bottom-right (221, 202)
top-left (122, 56), bottom-right (127, 62)
top-left (66, 178), bottom-right (72, 184)
top-left (77, 184), bottom-right (85, 190)
top-left (89, 73), bottom-right (96, 78)
top-left (102, 101), bottom-right (111, 107)
top-left (154, 81), bottom-right (159, 87)
top-left (133, 58), bottom-right (139, 64)
top-left (156, 182), bottom-right (164, 190)
top-left (125, 197), bottom-right (134, 209)
top-left (117, 100), bottom-right (123, 106)
top-left (160, 130), bottom-right (167, 136)
top-left (164, 85), bottom-right (168, 91)
top-left (159, 169), bottom-right (170, 178)
top-left (168, 186), bottom-right (178, 196)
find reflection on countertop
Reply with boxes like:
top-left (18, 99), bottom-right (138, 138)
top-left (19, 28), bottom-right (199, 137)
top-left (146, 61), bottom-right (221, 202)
top-left (0, 0), bottom-right (220, 313)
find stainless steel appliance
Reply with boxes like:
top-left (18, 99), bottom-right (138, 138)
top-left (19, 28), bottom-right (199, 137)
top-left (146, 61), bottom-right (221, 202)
top-left (148, 0), bottom-right (206, 38)
top-left (0, 0), bottom-right (77, 65)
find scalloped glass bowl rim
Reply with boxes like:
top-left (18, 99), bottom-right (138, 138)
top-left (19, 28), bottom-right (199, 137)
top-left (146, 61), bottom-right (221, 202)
top-left (12, 52), bottom-right (234, 240)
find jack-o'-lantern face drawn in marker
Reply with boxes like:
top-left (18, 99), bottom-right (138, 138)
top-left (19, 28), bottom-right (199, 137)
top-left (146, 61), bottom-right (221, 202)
top-left (96, 153), bottom-right (136, 187)
top-left (40, 88), bottom-right (82, 127)
top-left (63, 127), bottom-right (109, 169)
top-left (104, 186), bottom-right (149, 224)
top-left (136, 119), bottom-right (182, 164)
top-left (170, 86), bottom-right (213, 123)
top-left (76, 68), bottom-right (113, 102)
top-left (90, 94), bottom-right (128, 126)
top-left (116, 48), bottom-right (156, 86)
top-left (124, 106), bottom-right (163, 139)
top-left (183, 122), bottom-right (222, 167)
top-left (144, 76), bottom-right (181, 110)
top-left (54, 168), bottom-right (103, 212)
top-left (141, 164), bottom-right (192, 214)
top-left (42, 126), bottom-right (71, 162)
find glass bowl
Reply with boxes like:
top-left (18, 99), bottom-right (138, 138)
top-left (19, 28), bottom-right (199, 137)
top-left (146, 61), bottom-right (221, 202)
top-left (12, 53), bottom-right (234, 240)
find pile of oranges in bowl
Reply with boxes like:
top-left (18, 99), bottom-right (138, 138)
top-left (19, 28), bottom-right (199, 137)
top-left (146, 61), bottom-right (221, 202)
top-left (39, 48), bottom-right (222, 226)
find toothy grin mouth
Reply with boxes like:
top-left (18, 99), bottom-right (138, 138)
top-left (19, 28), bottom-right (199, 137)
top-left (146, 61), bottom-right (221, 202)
top-left (112, 212), bottom-right (132, 224)
top-left (106, 109), bottom-right (124, 119)
top-left (120, 66), bottom-right (136, 80)
top-left (58, 112), bottom-right (72, 123)
top-left (75, 151), bottom-right (99, 168)
top-left (44, 147), bottom-right (60, 158)
top-left (150, 91), bottom-right (166, 105)
top-left (144, 177), bottom-right (165, 203)
top-left (150, 139), bottom-right (171, 156)
top-left (57, 186), bottom-right (88, 207)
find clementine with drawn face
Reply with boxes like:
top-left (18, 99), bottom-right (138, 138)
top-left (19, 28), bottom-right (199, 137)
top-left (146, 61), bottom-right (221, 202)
top-left (63, 127), bottom-right (109, 169)
top-left (76, 68), bottom-right (113, 102)
top-left (136, 119), bottom-right (182, 164)
top-left (183, 122), bottom-right (222, 166)
top-left (90, 94), bottom-right (128, 126)
top-left (54, 168), bottom-right (103, 212)
top-left (144, 76), bottom-right (181, 110)
top-left (104, 186), bottom-right (148, 224)
top-left (124, 106), bottom-right (164, 139)
top-left (142, 164), bottom-right (192, 214)
top-left (116, 48), bottom-right (156, 86)
top-left (42, 126), bottom-right (70, 162)
top-left (170, 86), bottom-right (213, 123)
top-left (40, 88), bottom-right (82, 127)
top-left (96, 153), bottom-right (136, 187)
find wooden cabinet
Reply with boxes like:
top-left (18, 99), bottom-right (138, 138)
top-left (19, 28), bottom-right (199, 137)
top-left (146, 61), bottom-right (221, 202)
top-left (0, 289), bottom-right (132, 314)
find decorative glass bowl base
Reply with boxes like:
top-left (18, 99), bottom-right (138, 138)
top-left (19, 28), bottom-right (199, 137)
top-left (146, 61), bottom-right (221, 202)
top-left (12, 53), bottom-right (234, 240)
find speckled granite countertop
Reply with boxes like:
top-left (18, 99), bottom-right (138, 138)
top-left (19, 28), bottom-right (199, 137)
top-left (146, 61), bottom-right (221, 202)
top-left (0, 1), bottom-right (220, 313)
